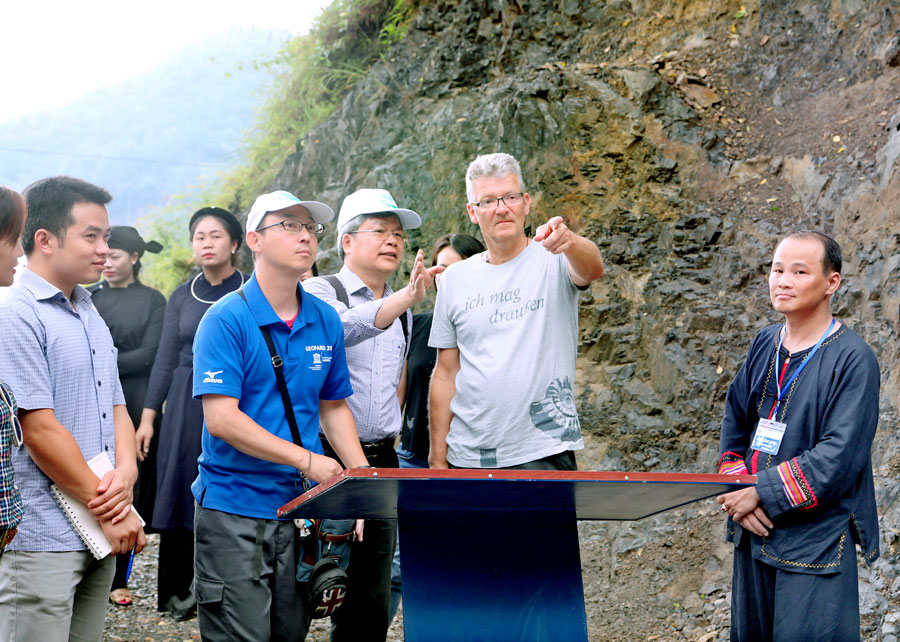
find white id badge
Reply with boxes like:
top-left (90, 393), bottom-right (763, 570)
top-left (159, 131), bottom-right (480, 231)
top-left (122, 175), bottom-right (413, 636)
top-left (751, 418), bottom-right (787, 455)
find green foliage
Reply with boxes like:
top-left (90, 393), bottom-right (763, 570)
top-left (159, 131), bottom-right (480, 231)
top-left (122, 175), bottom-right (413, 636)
top-left (380, 0), bottom-right (416, 46)
top-left (217, 0), bottom-right (421, 213)
top-left (137, 205), bottom-right (197, 297)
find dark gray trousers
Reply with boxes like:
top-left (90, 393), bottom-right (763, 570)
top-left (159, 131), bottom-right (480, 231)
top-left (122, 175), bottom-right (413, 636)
top-left (193, 503), bottom-right (310, 642)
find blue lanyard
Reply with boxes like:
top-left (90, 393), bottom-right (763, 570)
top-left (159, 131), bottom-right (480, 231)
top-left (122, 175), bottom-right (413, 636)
top-left (773, 318), bottom-right (836, 413)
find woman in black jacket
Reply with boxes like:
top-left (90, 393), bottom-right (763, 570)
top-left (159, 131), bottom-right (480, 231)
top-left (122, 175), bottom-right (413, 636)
top-left (89, 225), bottom-right (166, 606)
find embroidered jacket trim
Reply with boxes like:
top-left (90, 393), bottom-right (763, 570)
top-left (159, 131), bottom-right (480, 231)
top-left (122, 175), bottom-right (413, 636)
top-left (776, 457), bottom-right (818, 510)
top-left (718, 452), bottom-right (749, 476)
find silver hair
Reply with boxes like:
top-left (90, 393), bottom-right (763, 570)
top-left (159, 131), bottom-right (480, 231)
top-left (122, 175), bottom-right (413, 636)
top-left (337, 213), bottom-right (399, 261)
top-left (465, 153), bottom-right (525, 203)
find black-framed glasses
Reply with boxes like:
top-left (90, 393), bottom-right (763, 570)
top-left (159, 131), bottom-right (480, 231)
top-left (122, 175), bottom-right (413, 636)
top-left (0, 385), bottom-right (23, 448)
top-left (257, 220), bottom-right (325, 235)
top-left (350, 229), bottom-right (408, 243)
top-left (471, 192), bottom-right (524, 211)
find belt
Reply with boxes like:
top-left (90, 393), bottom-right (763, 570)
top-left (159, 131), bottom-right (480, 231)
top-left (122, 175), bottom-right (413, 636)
top-left (320, 435), bottom-right (397, 467)
top-left (360, 437), bottom-right (395, 452)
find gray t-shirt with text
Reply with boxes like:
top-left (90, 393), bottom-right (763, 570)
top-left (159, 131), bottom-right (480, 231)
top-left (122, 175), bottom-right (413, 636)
top-left (429, 241), bottom-right (585, 467)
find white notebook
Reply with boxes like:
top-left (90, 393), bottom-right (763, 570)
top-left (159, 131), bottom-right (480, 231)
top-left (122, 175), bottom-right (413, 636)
top-left (49, 452), bottom-right (143, 559)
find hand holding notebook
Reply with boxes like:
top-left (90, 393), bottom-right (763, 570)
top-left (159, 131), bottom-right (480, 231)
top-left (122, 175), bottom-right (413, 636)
top-left (88, 461), bottom-right (138, 523)
top-left (50, 452), bottom-right (145, 559)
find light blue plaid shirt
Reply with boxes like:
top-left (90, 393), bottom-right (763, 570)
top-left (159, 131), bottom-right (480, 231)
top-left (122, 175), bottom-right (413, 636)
top-left (303, 266), bottom-right (409, 442)
top-left (0, 267), bottom-right (124, 552)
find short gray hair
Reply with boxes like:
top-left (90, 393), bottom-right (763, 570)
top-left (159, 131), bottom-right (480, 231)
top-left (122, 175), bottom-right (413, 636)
top-left (337, 213), bottom-right (398, 261)
top-left (465, 153), bottom-right (525, 203)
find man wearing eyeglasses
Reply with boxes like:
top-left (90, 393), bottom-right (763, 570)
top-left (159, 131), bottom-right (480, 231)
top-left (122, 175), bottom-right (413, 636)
top-left (191, 190), bottom-right (368, 641)
top-left (429, 152), bottom-right (604, 472)
top-left (303, 188), bottom-right (440, 641)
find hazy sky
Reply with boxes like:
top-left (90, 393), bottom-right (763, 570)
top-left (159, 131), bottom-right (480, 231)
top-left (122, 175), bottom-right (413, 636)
top-left (0, 0), bottom-right (335, 124)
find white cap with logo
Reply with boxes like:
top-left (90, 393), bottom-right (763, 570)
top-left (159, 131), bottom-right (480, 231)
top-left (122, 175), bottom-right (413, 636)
top-left (336, 189), bottom-right (421, 242)
top-left (247, 190), bottom-right (334, 233)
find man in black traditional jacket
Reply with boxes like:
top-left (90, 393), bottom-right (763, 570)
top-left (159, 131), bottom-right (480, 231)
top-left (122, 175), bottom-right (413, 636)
top-left (716, 231), bottom-right (880, 642)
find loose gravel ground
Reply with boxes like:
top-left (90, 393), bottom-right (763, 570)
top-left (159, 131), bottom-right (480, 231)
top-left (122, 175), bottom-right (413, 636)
top-left (102, 534), bottom-right (404, 642)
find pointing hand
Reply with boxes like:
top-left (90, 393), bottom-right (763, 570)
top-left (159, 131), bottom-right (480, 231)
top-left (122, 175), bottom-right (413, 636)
top-left (533, 216), bottom-right (574, 254)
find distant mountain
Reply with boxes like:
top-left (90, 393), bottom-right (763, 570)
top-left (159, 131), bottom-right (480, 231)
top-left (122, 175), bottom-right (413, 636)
top-left (0, 28), bottom-right (288, 223)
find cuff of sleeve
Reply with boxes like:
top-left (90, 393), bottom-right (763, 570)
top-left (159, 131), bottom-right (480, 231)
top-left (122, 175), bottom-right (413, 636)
top-left (718, 452), bottom-right (749, 475)
top-left (428, 340), bottom-right (458, 350)
top-left (774, 457), bottom-right (818, 511)
top-left (320, 386), bottom-right (354, 402)
top-left (11, 394), bottom-right (54, 413)
top-left (193, 386), bottom-right (242, 401)
top-left (341, 299), bottom-right (388, 345)
top-left (362, 299), bottom-right (386, 330)
top-left (756, 457), bottom-right (822, 520)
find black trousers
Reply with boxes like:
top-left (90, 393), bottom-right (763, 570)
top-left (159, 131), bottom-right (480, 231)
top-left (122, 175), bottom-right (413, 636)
top-left (158, 528), bottom-right (195, 610)
top-left (730, 530), bottom-right (860, 642)
top-left (322, 437), bottom-right (398, 642)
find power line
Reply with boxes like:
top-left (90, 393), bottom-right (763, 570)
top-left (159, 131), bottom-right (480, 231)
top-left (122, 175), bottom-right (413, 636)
top-left (0, 146), bottom-right (232, 169)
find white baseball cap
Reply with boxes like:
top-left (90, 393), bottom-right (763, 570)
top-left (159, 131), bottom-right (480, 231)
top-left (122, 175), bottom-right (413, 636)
top-left (336, 189), bottom-right (421, 241)
top-left (247, 190), bottom-right (334, 233)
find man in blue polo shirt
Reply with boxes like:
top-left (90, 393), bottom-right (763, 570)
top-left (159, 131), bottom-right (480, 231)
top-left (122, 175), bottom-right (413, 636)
top-left (191, 190), bottom-right (368, 642)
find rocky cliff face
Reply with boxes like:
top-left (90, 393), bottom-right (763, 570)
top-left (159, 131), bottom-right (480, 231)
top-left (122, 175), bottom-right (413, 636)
top-left (266, 1), bottom-right (900, 638)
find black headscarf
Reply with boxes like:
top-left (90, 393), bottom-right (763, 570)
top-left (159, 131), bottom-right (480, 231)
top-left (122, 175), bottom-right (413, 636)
top-left (188, 206), bottom-right (243, 249)
top-left (108, 226), bottom-right (163, 257)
